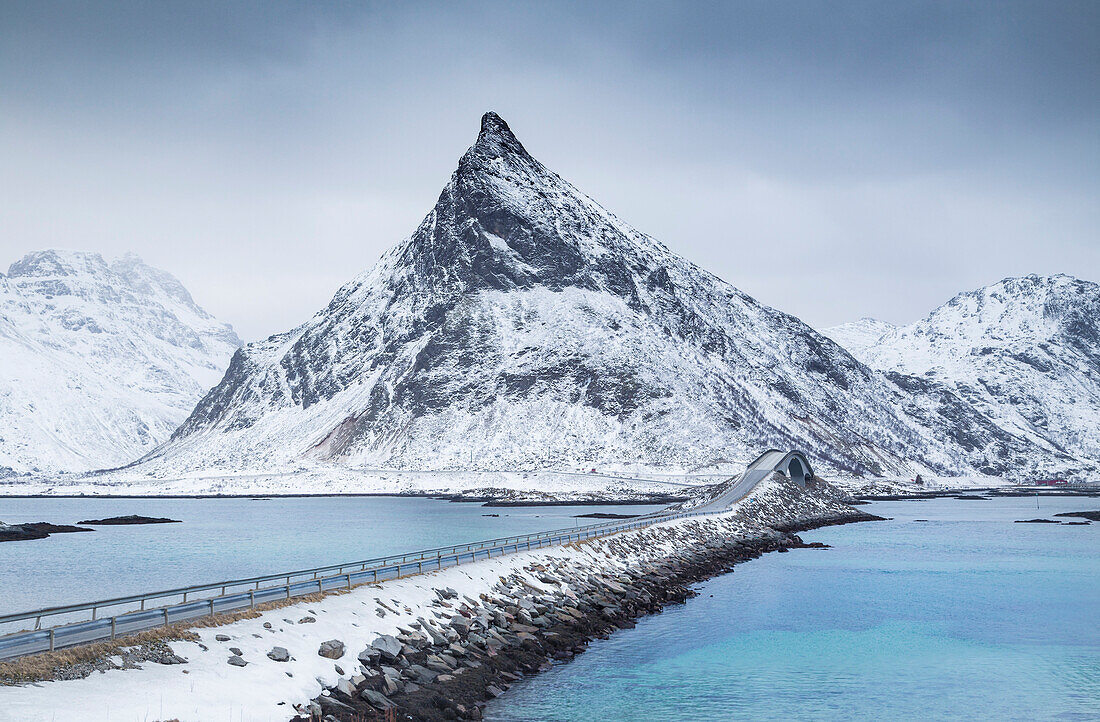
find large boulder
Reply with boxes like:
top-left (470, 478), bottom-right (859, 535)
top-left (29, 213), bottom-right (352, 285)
top-left (360, 689), bottom-right (395, 710)
top-left (370, 634), bottom-right (403, 661)
top-left (450, 615), bottom-right (472, 635)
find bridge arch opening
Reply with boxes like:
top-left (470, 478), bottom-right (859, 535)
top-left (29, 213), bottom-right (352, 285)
top-left (787, 457), bottom-right (807, 486)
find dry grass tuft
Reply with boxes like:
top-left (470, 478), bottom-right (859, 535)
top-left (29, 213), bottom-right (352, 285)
top-left (0, 588), bottom-right (354, 685)
top-left (0, 625), bottom-right (199, 685)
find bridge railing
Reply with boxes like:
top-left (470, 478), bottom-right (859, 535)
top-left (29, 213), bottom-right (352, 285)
top-left (0, 505), bottom-right (732, 659)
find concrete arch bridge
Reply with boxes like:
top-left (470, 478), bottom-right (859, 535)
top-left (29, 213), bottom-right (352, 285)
top-left (694, 449), bottom-right (815, 512)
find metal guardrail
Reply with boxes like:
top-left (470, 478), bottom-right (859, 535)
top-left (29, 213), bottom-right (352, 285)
top-left (0, 506), bottom-right (728, 661)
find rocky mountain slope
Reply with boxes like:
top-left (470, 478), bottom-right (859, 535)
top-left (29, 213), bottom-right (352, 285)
top-left (834, 274), bottom-right (1100, 475)
top-left (139, 112), bottom-right (1083, 482)
top-left (0, 250), bottom-right (241, 475)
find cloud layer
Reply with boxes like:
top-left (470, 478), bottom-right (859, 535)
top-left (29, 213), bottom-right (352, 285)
top-left (1, 1), bottom-right (1096, 340)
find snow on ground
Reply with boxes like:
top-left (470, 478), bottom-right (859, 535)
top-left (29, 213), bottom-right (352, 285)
top-left (0, 478), bottom-right (832, 722)
top-left (0, 465), bottom-right (729, 499)
top-left (827, 473), bottom-right (1013, 495)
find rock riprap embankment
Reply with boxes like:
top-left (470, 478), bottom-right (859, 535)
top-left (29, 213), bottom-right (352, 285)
top-left (0, 476), bottom-right (881, 722)
top-left (284, 477), bottom-right (881, 721)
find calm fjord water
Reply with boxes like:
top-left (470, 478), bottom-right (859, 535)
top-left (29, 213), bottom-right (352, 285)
top-left (487, 495), bottom-right (1100, 721)
top-left (0, 496), bottom-right (662, 616)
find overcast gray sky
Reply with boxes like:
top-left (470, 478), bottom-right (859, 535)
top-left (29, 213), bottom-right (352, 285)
top-left (1, 1), bottom-right (1096, 342)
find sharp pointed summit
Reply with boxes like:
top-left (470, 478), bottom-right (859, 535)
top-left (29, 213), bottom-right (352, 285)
top-left (479, 110), bottom-right (511, 137)
top-left (145, 114), bottom-right (1095, 483)
top-left (461, 110), bottom-right (536, 171)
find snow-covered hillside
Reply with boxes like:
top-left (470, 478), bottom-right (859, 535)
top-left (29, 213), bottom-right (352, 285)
top-left (0, 250), bottom-right (241, 475)
top-left (838, 275), bottom-right (1100, 475)
top-left (134, 112), bottom-right (1079, 483)
top-left (822, 318), bottom-right (896, 358)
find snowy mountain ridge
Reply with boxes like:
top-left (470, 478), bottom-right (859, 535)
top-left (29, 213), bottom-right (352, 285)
top-left (838, 274), bottom-right (1100, 470)
top-left (0, 250), bottom-right (241, 475)
top-left (821, 318), bottom-right (896, 358)
top-left (132, 112), bottom-right (1088, 483)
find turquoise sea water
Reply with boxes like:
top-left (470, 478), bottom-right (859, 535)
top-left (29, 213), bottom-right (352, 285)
top-left (0, 496), bottom-right (661, 619)
top-left (486, 495), bottom-right (1100, 721)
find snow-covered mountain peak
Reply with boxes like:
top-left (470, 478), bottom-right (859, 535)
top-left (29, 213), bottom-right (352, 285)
top-left (471, 111), bottom-right (529, 158)
top-left (146, 112), bottom-right (1093, 483)
top-left (868, 273), bottom-right (1099, 371)
top-left (846, 273), bottom-right (1100, 469)
top-left (0, 250), bottom-right (241, 475)
top-left (7, 248), bottom-right (107, 278)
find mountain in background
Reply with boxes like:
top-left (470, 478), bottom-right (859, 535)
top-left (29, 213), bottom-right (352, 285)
top-left (822, 318), bottom-right (896, 358)
top-left (137, 112), bottom-right (1084, 482)
top-left (0, 250), bottom-right (240, 475)
top-left (830, 274), bottom-right (1100, 475)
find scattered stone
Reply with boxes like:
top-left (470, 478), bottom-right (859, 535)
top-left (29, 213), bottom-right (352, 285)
top-left (227, 656), bottom-right (247, 667)
top-left (229, 647), bottom-right (243, 656)
top-left (318, 640), bottom-right (345, 659)
top-left (298, 616), bottom-right (316, 624)
top-left (215, 634), bottom-right (231, 642)
top-left (267, 646), bottom-right (290, 662)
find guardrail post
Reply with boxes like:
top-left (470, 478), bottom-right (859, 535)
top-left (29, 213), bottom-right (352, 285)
top-left (91, 606), bottom-right (97, 621)
top-left (209, 599), bottom-right (215, 617)
top-left (49, 628), bottom-right (55, 651)
top-left (249, 590), bottom-right (255, 608)
top-left (110, 617), bottom-right (116, 640)
top-left (346, 574), bottom-right (352, 590)
top-left (286, 584), bottom-right (291, 600)
top-left (163, 608), bottom-right (169, 627)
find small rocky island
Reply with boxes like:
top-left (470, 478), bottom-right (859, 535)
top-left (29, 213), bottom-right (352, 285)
top-left (1054, 510), bottom-right (1100, 521)
top-left (76, 515), bottom-right (182, 525)
top-left (0, 521), bottom-right (92, 543)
